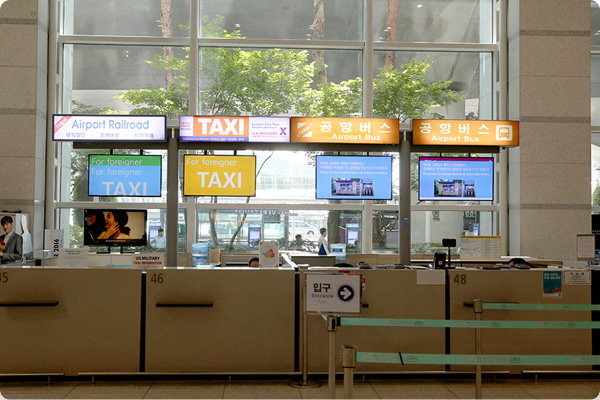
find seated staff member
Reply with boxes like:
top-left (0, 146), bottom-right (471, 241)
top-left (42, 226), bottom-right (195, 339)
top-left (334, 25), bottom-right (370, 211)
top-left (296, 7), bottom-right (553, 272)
top-left (0, 215), bottom-right (23, 263)
top-left (248, 256), bottom-right (260, 268)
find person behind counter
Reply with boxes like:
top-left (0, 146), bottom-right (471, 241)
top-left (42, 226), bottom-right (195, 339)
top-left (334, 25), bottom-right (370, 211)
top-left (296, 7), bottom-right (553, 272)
top-left (151, 228), bottom-right (166, 248)
top-left (248, 256), bottom-right (260, 268)
top-left (317, 227), bottom-right (329, 255)
top-left (0, 215), bottom-right (23, 263)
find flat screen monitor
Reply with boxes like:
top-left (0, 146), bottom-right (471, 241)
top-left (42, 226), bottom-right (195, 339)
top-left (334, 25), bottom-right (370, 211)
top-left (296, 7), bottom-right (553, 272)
top-left (419, 157), bottom-right (494, 201)
top-left (88, 154), bottom-right (162, 197)
top-left (315, 155), bottom-right (393, 200)
top-left (83, 209), bottom-right (148, 247)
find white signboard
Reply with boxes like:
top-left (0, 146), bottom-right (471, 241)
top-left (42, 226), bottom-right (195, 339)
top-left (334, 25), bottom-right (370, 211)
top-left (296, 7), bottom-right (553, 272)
top-left (132, 253), bottom-right (165, 268)
top-left (564, 270), bottom-right (591, 285)
top-left (259, 241), bottom-right (279, 268)
top-left (576, 234), bottom-right (595, 261)
top-left (305, 273), bottom-right (361, 314)
top-left (44, 229), bottom-right (64, 258)
top-left (53, 114), bottom-right (167, 142)
top-left (459, 236), bottom-right (502, 261)
top-left (58, 248), bottom-right (89, 268)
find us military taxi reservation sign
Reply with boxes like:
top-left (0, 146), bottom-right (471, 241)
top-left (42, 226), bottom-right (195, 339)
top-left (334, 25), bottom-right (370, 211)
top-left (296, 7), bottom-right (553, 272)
top-left (52, 114), bottom-right (167, 142)
top-left (412, 119), bottom-right (519, 147)
top-left (291, 117), bottom-right (399, 144)
top-left (183, 155), bottom-right (256, 197)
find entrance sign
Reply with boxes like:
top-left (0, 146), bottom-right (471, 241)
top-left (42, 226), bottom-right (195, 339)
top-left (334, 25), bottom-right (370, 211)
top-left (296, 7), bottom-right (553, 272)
top-left (179, 116), bottom-right (290, 142)
top-left (412, 119), bottom-right (519, 146)
top-left (52, 114), bottom-right (167, 142)
top-left (88, 155), bottom-right (162, 197)
top-left (291, 117), bottom-right (399, 144)
top-left (305, 273), bottom-right (362, 314)
top-left (183, 155), bottom-right (256, 196)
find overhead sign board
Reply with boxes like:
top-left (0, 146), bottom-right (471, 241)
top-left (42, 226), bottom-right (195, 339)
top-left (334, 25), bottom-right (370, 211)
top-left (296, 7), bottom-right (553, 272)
top-left (52, 114), bottom-right (167, 142)
top-left (291, 117), bottom-right (399, 144)
top-left (183, 155), bottom-right (256, 197)
top-left (305, 272), bottom-right (362, 314)
top-left (412, 119), bottom-right (519, 146)
top-left (88, 154), bottom-right (162, 197)
top-left (179, 116), bottom-right (290, 142)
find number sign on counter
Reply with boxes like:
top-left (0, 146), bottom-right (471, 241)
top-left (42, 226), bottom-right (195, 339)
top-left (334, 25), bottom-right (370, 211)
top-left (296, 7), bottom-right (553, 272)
top-left (459, 236), bottom-right (502, 261)
top-left (305, 273), bottom-right (362, 314)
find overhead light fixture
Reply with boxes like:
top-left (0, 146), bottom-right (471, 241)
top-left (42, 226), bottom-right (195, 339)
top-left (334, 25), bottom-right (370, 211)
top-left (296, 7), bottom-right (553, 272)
top-left (417, 4), bottom-right (423, 7)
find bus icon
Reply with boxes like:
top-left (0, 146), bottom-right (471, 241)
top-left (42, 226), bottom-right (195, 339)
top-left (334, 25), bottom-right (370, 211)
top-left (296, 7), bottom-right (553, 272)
top-left (496, 125), bottom-right (512, 140)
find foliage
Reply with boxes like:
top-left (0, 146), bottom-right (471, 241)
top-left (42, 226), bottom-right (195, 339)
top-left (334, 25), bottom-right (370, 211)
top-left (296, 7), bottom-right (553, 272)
top-left (593, 185), bottom-right (600, 206)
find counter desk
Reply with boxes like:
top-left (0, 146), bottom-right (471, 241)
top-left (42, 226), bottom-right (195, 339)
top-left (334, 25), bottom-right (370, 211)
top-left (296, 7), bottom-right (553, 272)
top-left (0, 266), bottom-right (141, 376)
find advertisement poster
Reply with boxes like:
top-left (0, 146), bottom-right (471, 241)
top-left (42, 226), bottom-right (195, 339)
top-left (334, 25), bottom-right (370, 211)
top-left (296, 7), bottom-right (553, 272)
top-left (88, 154), bottom-right (162, 197)
top-left (53, 114), bottom-right (167, 142)
top-left (543, 271), bottom-right (562, 298)
top-left (259, 241), bottom-right (279, 268)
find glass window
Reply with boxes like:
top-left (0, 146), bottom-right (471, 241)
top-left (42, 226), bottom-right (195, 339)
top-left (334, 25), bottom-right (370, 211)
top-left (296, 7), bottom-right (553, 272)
top-left (373, 51), bottom-right (493, 121)
top-left (374, 0), bottom-right (494, 44)
top-left (198, 0), bottom-right (361, 41)
top-left (592, 55), bottom-right (600, 126)
top-left (65, 0), bottom-right (191, 37)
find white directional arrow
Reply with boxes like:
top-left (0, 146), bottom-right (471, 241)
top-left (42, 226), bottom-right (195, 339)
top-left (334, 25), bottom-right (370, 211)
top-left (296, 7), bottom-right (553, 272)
top-left (340, 287), bottom-right (353, 300)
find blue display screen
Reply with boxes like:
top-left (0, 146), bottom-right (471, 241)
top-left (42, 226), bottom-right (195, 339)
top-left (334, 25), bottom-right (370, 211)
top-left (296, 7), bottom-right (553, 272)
top-left (315, 156), bottom-right (393, 200)
top-left (88, 154), bottom-right (162, 197)
top-left (418, 157), bottom-right (494, 201)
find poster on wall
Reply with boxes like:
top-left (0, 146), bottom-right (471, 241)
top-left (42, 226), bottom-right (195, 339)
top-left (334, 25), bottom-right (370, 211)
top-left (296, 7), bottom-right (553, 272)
top-left (0, 213), bottom-right (31, 263)
top-left (52, 114), bottom-right (167, 142)
top-left (543, 271), bottom-right (562, 298)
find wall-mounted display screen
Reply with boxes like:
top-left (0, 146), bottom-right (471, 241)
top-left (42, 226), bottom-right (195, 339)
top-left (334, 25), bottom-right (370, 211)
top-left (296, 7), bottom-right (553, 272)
top-left (315, 155), bottom-right (393, 200)
top-left (53, 114), bottom-right (167, 142)
top-left (183, 155), bottom-right (256, 197)
top-left (179, 116), bottom-right (290, 142)
top-left (88, 154), bottom-right (162, 197)
top-left (83, 209), bottom-right (148, 247)
top-left (418, 157), bottom-right (494, 201)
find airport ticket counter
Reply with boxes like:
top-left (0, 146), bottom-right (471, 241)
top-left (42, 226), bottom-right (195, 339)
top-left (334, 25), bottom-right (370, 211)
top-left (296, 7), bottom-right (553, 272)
top-left (0, 267), bottom-right (141, 376)
top-left (144, 267), bottom-right (296, 373)
top-left (448, 269), bottom-right (592, 374)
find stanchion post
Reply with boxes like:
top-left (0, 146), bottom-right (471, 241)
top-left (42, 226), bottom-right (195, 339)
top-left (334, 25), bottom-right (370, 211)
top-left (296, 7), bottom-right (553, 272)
top-left (327, 315), bottom-right (338, 399)
top-left (342, 345), bottom-right (356, 399)
top-left (474, 299), bottom-right (483, 399)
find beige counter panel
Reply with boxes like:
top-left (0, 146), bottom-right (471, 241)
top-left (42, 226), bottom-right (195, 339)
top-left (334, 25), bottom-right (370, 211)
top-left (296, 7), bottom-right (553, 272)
top-left (145, 268), bottom-right (295, 372)
top-left (0, 267), bottom-right (141, 375)
top-left (305, 269), bottom-right (446, 372)
top-left (448, 269), bottom-right (592, 373)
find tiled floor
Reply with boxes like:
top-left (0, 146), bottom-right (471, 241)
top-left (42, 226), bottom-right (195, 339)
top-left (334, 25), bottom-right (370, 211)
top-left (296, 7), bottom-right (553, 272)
top-left (0, 376), bottom-right (599, 399)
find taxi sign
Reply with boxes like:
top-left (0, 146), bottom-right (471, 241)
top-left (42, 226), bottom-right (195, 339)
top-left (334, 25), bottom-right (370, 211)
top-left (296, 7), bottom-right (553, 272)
top-left (305, 272), bottom-right (362, 314)
top-left (412, 119), bottom-right (519, 146)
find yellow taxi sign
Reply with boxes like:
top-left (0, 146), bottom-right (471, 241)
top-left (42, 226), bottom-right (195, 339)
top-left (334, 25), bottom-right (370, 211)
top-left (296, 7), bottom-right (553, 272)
top-left (183, 155), bottom-right (256, 197)
top-left (412, 119), bottom-right (519, 146)
top-left (291, 117), bottom-right (399, 144)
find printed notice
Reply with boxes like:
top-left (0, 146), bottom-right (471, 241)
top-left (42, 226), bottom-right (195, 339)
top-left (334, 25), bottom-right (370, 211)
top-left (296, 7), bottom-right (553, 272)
top-left (577, 234), bottom-right (595, 261)
top-left (543, 271), bottom-right (562, 298)
top-left (459, 236), bottom-right (501, 261)
top-left (564, 270), bottom-right (591, 285)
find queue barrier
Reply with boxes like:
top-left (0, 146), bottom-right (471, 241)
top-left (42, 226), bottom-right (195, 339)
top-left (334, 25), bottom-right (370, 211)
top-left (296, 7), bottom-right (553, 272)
top-left (334, 300), bottom-right (599, 399)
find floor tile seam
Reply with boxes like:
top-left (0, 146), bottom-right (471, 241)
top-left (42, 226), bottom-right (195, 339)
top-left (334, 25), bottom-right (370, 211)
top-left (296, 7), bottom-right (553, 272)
top-left (141, 380), bottom-right (155, 399)
top-left (62, 381), bottom-right (80, 399)
top-left (429, 380), bottom-right (461, 399)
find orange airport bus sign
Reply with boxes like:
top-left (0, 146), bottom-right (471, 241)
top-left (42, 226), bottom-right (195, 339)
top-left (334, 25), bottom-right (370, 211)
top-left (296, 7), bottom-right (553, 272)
top-left (412, 119), bottom-right (519, 147)
top-left (291, 117), bottom-right (399, 144)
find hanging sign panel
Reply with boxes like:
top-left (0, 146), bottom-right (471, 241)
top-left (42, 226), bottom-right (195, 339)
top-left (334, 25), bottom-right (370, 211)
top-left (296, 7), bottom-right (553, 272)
top-left (88, 154), bottom-right (162, 197)
top-left (412, 119), bottom-right (519, 146)
top-left (179, 116), bottom-right (290, 142)
top-left (53, 114), bottom-right (167, 142)
top-left (290, 117), bottom-right (399, 144)
top-left (183, 155), bottom-right (256, 197)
